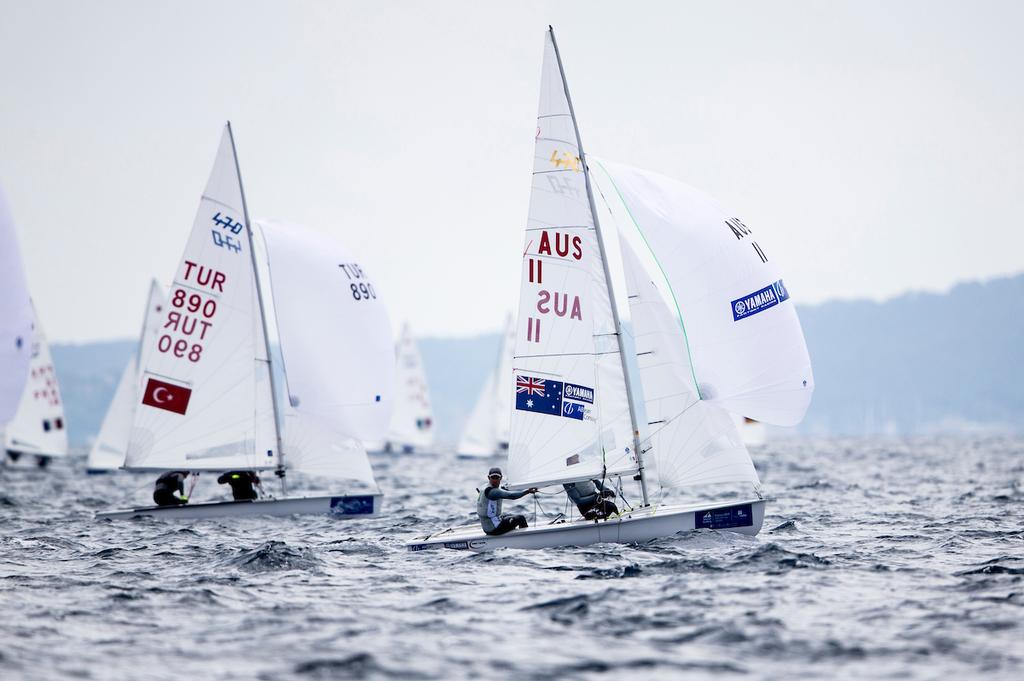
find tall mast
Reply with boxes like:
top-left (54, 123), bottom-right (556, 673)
top-left (547, 27), bottom-right (650, 506)
top-left (226, 121), bottom-right (288, 494)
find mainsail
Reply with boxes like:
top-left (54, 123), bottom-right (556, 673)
top-left (125, 126), bottom-right (278, 472)
top-left (257, 219), bottom-right (394, 483)
top-left (3, 305), bottom-right (68, 458)
top-left (386, 323), bottom-right (434, 451)
top-left (507, 31), bottom-right (638, 490)
top-left (87, 280), bottom-right (166, 471)
top-left (457, 314), bottom-right (515, 457)
top-left (0, 184), bottom-right (33, 426)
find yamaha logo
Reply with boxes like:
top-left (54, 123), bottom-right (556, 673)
top-left (734, 301), bottom-right (747, 316)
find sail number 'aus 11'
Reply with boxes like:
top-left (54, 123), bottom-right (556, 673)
top-left (338, 263), bottom-right (377, 301)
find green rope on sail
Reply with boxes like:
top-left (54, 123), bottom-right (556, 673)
top-left (591, 159), bottom-right (702, 399)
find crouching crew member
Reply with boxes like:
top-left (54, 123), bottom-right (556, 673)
top-left (217, 470), bottom-right (260, 501)
top-left (153, 471), bottom-right (190, 506)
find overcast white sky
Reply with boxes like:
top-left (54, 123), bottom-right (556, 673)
top-left (2, 1), bottom-right (1022, 343)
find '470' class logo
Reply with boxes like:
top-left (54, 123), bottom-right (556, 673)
top-left (550, 150), bottom-right (581, 171)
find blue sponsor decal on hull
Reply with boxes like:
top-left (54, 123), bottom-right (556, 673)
top-left (330, 495), bottom-right (375, 515)
top-left (731, 280), bottom-right (790, 321)
top-left (694, 503), bottom-right (754, 530)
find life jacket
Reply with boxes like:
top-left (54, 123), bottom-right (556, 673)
top-left (477, 486), bottom-right (502, 532)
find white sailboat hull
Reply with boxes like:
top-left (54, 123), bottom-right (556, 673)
top-left (96, 493), bottom-right (381, 521)
top-left (407, 498), bottom-right (764, 552)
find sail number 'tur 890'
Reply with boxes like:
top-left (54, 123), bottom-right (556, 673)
top-left (338, 263), bottom-right (376, 301)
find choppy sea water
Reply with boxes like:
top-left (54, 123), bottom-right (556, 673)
top-left (1, 436), bottom-right (1021, 680)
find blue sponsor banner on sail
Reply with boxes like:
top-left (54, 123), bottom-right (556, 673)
top-left (515, 375), bottom-right (564, 417)
top-left (561, 401), bottom-right (586, 420)
top-left (562, 382), bottom-right (594, 404)
top-left (731, 279), bottom-right (790, 322)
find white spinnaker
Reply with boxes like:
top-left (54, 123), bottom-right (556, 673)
top-left (87, 281), bottom-right (166, 471)
top-left (591, 158), bottom-right (814, 426)
top-left (618, 238), bottom-right (760, 490)
top-left (125, 127), bottom-right (277, 471)
top-left (258, 221), bottom-right (394, 448)
top-left (507, 32), bottom-right (635, 490)
top-left (3, 307), bottom-right (68, 457)
top-left (0, 185), bottom-right (33, 426)
top-left (386, 324), bottom-right (434, 451)
top-left (457, 315), bottom-right (515, 457)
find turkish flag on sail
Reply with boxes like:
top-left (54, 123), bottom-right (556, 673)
top-left (141, 378), bottom-right (192, 415)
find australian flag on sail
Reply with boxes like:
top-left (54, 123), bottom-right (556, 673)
top-left (516, 375), bottom-right (564, 418)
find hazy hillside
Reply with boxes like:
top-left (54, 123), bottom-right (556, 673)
top-left (47, 274), bottom-right (1024, 448)
top-left (798, 275), bottom-right (1024, 434)
top-left (50, 340), bottom-right (135, 449)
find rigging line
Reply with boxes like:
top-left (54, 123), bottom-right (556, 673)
top-left (639, 397), bottom-right (703, 444)
top-left (591, 159), bottom-right (702, 399)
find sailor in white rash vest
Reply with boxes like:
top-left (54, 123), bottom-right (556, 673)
top-left (477, 467), bottom-right (537, 535)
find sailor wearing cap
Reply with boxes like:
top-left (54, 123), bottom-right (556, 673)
top-left (476, 467), bottom-right (538, 535)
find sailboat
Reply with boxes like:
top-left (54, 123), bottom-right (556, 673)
top-left (380, 323), bottom-right (435, 454)
top-left (86, 280), bottom-right (166, 473)
top-left (733, 415), bottom-right (767, 447)
top-left (407, 28), bottom-right (813, 551)
top-left (0, 184), bottom-right (35, 430)
top-left (97, 123), bottom-right (395, 520)
top-left (456, 314), bottom-right (515, 458)
top-left (3, 305), bottom-right (69, 467)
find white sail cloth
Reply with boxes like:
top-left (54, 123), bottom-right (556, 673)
top-left (619, 239), bottom-right (759, 490)
top-left (457, 315), bottom-right (515, 457)
top-left (0, 185), bottom-right (34, 426)
top-left (3, 306), bottom-right (69, 457)
top-left (281, 411), bottom-right (376, 486)
top-left (125, 127), bottom-right (278, 471)
top-left (88, 281), bottom-right (166, 471)
top-left (591, 158), bottom-right (814, 427)
top-left (507, 32), bottom-right (636, 490)
top-left (385, 323), bottom-right (434, 451)
top-left (258, 220), bottom-right (395, 449)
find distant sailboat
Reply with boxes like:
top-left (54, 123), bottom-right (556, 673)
top-left (3, 305), bottom-right (68, 467)
top-left (98, 123), bottom-right (394, 520)
top-left (0, 184), bottom-right (34, 428)
top-left (382, 323), bottom-right (435, 454)
top-left (733, 415), bottom-right (767, 447)
top-left (456, 314), bottom-right (515, 458)
top-left (408, 28), bottom-right (812, 551)
top-left (86, 280), bottom-right (166, 473)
